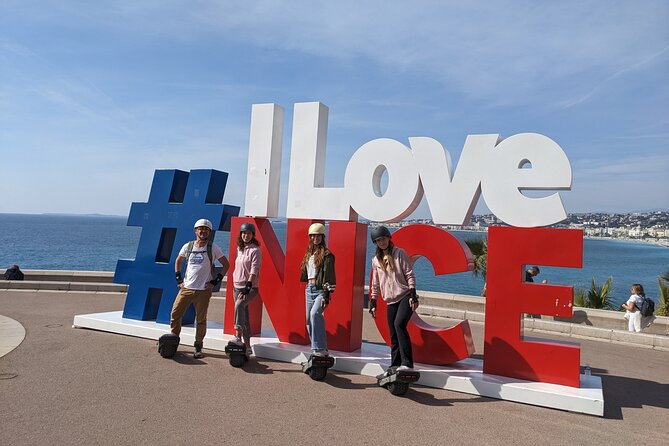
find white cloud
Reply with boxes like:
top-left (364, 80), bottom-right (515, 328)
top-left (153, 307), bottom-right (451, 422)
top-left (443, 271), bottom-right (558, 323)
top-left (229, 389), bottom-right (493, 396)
top-left (573, 153), bottom-right (669, 177)
top-left (2, 1), bottom-right (667, 215)
top-left (559, 45), bottom-right (669, 109)
top-left (9, 1), bottom-right (668, 108)
top-left (171, 1), bottom-right (669, 107)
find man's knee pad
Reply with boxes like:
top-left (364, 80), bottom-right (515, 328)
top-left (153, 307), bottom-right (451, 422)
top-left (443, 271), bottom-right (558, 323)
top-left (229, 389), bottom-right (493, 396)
top-left (158, 334), bottom-right (180, 358)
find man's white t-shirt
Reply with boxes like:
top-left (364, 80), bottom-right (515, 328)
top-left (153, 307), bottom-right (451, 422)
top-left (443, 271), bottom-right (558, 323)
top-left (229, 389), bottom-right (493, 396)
top-left (179, 242), bottom-right (224, 290)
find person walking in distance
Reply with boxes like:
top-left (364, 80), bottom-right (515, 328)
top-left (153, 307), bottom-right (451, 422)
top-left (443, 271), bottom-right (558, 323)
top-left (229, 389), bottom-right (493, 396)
top-left (230, 222), bottom-right (262, 357)
top-left (621, 283), bottom-right (648, 333)
top-left (368, 226), bottom-right (419, 376)
top-left (172, 219), bottom-right (229, 358)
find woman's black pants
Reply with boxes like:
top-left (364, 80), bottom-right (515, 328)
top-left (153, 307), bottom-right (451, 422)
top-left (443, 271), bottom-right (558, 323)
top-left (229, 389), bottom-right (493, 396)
top-left (386, 293), bottom-right (414, 368)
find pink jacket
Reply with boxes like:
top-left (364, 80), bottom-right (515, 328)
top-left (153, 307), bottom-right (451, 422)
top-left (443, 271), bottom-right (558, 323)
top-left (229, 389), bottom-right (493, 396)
top-left (370, 246), bottom-right (416, 304)
top-left (232, 245), bottom-right (262, 288)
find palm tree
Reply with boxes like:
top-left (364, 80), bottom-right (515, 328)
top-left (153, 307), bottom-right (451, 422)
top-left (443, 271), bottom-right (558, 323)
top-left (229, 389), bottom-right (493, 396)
top-left (657, 271), bottom-right (669, 317)
top-left (573, 277), bottom-right (614, 310)
top-left (465, 238), bottom-right (487, 296)
top-left (465, 238), bottom-right (487, 278)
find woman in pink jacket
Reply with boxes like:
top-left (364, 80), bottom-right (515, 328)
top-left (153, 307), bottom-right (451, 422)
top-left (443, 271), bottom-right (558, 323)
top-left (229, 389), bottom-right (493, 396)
top-left (368, 225), bottom-right (419, 376)
top-left (231, 223), bottom-right (262, 355)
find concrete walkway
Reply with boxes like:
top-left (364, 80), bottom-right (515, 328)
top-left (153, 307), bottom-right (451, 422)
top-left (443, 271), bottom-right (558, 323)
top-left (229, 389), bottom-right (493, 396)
top-left (0, 314), bottom-right (25, 358)
top-left (2, 289), bottom-right (669, 445)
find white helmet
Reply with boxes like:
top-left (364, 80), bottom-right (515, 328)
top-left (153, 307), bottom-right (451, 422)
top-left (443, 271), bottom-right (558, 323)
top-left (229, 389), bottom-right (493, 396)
top-left (308, 223), bottom-right (326, 235)
top-left (194, 219), bottom-right (213, 230)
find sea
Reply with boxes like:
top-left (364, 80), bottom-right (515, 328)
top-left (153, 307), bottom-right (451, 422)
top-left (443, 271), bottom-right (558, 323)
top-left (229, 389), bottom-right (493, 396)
top-left (1, 213), bottom-right (668, 308)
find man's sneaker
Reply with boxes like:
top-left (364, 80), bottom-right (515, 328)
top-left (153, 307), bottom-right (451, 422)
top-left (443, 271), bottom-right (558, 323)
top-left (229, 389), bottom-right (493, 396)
top-left (245, 345), bottom-right (253, 358)
top-left (397, 365), bottom-right (413, 371)
top-left (194, 344), bottom-right (204, 359)
top-left (230, 337), bottom-right (243, 346)
top-left (314, 349), bottom-right (329, 357)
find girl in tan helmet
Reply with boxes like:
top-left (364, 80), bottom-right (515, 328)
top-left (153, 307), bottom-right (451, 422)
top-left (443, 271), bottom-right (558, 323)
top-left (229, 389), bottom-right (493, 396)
top-left (300, 222), bottom-right (336, 356)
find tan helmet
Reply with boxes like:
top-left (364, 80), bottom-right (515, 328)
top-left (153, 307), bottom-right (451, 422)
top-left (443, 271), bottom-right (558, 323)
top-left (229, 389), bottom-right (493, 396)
top-left (308, 223), bottom-right (326, 235)
top-left (194, 219), bottom-right (213, 230)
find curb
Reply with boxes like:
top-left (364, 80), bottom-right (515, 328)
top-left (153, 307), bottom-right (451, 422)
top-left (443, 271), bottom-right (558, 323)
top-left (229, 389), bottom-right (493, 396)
top-left (417, 304), bottom-right (669, 351)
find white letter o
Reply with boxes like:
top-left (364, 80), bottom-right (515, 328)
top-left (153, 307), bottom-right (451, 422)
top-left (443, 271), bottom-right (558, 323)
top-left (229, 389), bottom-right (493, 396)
top-left (344, 138), bottom-right (423, 222)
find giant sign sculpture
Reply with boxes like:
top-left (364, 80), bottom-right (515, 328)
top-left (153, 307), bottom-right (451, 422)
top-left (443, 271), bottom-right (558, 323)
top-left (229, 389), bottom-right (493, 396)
top-left (116, 101), bottom-right (583, 388)
top-left (115, 169), bottom-right (239, 325)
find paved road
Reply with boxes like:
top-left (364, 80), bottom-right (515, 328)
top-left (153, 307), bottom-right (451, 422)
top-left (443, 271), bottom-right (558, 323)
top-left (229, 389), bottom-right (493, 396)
top-left (1, 290), bottom-right (667, 446)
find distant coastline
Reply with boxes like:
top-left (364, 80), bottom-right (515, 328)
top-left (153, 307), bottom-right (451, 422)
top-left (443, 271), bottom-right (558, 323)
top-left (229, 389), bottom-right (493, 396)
top-left (2, 212), bottom-right (667, 248)
top-left (446, 228), bottom-right (669, 249)
top-left (2, 213), bottom-right (668, 306)
top-left (583, 235), bottom-right (669, 248)
top-left (0, 212), bottom-right (126, 218)
top-left (443, 228), bottom-right (669, 249)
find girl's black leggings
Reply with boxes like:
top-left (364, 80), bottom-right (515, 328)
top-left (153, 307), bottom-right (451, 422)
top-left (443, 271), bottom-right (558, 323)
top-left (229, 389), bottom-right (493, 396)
top-left (386, 292), bottom-right (414, 368)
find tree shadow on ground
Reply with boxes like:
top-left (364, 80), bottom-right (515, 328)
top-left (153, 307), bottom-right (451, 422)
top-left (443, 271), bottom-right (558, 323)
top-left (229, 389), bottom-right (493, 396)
top-left (555, 309), bottom-right (592, 325)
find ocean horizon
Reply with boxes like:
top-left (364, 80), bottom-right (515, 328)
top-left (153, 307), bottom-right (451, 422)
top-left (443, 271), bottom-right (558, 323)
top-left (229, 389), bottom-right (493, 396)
top-left (1, 213), bottom-right (667, 308)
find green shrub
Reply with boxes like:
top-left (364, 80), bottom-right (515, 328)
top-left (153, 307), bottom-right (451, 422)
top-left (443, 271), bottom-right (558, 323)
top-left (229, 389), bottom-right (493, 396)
top-left (574, 287), bottom-right (587, 307)
top-left (573, 277), bottom-right (615, 310)
top-left (657, 272), bottom-right (669, 317)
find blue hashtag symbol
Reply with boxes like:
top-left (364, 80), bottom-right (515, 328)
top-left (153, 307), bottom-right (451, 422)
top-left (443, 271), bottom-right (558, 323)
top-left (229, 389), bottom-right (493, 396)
top-left (114, 169), bottom-right (240, 325)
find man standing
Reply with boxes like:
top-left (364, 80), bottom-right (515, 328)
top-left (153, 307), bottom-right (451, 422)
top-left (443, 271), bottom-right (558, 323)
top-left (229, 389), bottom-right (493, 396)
top-left (525, 266), bottom-right (547, 319)
top-left (525, 266), bottom-right (547, 284)
top-left (171, 218), bottom-right (229, 358)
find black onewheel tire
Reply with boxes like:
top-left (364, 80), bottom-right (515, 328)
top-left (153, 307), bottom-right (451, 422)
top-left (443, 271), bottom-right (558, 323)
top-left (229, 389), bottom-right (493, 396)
top-left (229, 354), bottom-right (246, 368)
top-left (388, 381), bottom-right (409, 396)
top-left (308, 366), bottom-right (327, 381)
top-left (159, 348), bottom-right (177, 359)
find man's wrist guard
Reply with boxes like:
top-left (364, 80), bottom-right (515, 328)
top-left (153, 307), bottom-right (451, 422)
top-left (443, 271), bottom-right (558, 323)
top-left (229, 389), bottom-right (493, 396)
top-left (209, 273), bottom-right (223, 286)
top-left (369, 298), bottom-right (377, 313)
top-left (175, 271), bottom-right (183, 285)
top-left (409, 288), bottom-right (418, 302)
top-left (240, 281), bottom-right (253, 295)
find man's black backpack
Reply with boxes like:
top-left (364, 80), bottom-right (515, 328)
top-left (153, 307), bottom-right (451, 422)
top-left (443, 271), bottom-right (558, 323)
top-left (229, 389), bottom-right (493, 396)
top-left (636, 297), bottom-right (655, 317)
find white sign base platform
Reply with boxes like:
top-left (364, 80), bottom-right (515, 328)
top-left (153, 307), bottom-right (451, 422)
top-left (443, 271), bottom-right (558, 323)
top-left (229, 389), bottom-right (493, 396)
top-left (73, 311), bottom-right (604, 416)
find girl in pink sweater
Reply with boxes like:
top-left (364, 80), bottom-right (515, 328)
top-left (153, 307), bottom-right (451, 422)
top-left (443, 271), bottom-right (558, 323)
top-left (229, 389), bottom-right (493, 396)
top-left (368, 225), bottom-right (419, 375)
top-left (231, 223), bottom-right (262, 355)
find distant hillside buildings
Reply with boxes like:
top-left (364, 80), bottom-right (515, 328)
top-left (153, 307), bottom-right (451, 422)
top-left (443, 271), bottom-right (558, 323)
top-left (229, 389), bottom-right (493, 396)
top-left (380, 211), bottom-right (669, 247)
top-left (558, 211), bottom-right (669, 245)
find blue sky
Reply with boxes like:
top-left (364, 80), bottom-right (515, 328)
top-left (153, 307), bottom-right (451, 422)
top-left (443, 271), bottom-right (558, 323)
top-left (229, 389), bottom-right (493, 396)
top-left (1, 1), bottom-right (668, 218)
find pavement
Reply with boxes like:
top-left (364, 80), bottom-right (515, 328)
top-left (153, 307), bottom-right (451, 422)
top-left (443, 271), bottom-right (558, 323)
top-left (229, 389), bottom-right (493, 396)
top-left (1, 289), bottom-right (668, 446)
top-left (0, 313), bottom-right (25, 358)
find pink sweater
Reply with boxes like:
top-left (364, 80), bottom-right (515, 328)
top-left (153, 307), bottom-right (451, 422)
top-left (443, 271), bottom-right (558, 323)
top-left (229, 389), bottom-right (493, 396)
top-left (370, 247), bottom-right (416, 304)
top-left (232, 245), bottom-right (262, 288)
